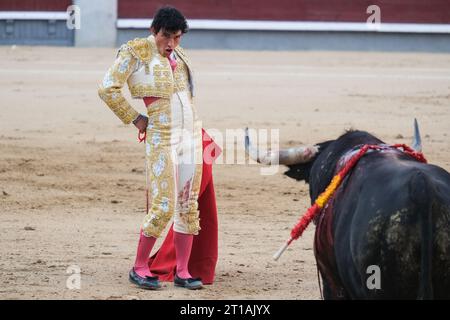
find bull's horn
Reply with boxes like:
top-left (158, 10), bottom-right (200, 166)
top-left (412, 118), bottom-right (422, 152)
top-left (245, 128), bottom-right (319, 165)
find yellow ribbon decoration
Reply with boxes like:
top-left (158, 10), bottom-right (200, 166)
top-left (315, 174), bottom-right (342, 208)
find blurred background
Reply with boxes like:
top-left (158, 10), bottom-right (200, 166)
top-left (1, 0), bottom-right (450, 51)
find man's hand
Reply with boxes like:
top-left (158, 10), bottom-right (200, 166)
top-left (133, 114), bottom-right (148, 133)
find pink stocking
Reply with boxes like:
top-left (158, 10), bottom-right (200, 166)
top-left (174, 231), bottom-right (194, 279)
top-left (133, 230), bottom-right (157, 278)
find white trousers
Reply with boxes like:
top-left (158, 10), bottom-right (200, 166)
top-left (142, 91), bottom-right (203, 238)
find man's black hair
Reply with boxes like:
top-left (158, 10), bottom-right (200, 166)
top-left (151, 6), bottom-right (188, 34)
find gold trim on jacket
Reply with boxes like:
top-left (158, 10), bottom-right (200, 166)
top-left (98, 35), bottom-right (194, 124)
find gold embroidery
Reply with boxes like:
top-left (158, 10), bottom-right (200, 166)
top-left (126, 38), bottom-right (152, 63)
top-left (181, 209), bottom-right (201, 235)
top-left (153, 62), bottom-right (174, 94)
top-left (185, 117), bottom-right (203, 235)
top-left (124, 36), bottom-right (177, 99)
top-left (146, 99), bottom-right (171, 129)
top-left (99, 93), bottom-right (139, 125)
top-left (98, 48), bottom-right (140, 125)
top-left (129, 84), bottom-right (172, 99)
top-left (174, 58), bottom-right (189, 93)
top-left (174, 46), bottom-right (195, 95)
top-left (142, 99), bottom-right (175, 238)
top-left (175, 111), bottom-right (203, 235)
top-left (142, 148), bottom-right (176, 238)
top-left (99, 35), bottom-right (201, 236)
top-left (141, 95), bottom-right (203, 236)
top-left (174, 46), bottom-right (191, 71)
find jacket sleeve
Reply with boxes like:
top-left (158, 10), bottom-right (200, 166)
top-left (98, 46), bottom-right (140, 125)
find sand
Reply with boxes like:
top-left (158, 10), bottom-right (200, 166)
top-left (0, 45), bottom-right (449, 300)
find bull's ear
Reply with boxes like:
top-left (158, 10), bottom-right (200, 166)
top-left (283, 140), bottom-right (334, 183)
top-left (284, 161), bottom-right (315, 182)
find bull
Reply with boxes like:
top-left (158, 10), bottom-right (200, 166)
top-left (245, 121), bottom-right (450, 299)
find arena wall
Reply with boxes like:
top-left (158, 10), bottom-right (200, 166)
top-left (1, 0), bottom-right (449, 51)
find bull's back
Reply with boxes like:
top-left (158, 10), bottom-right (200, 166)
top-left (330, 155), bottom-right (450, 299)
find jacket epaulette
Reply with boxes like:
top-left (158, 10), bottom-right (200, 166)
top-left (122, 37), bottom-right (152, 63)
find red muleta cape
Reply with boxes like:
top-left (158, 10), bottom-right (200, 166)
top-left (147, 129), bottom-right (221, 284)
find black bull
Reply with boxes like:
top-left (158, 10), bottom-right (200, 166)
top-left (281, 130), bottom-right (450, 299)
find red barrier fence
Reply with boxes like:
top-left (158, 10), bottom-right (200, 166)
top-left (0, 0), bottom-right (72, 11)
top-left (118, 0), bottom-right (450, 24)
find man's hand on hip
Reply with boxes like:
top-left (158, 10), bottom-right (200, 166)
top-left (133, 114), bottom-right (149, 133)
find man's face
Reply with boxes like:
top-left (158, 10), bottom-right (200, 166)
top-left (152, 28), bottom-right (182, 57)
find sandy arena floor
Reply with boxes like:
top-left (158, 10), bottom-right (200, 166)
top-left (0, 45), bottom-right (449, 299)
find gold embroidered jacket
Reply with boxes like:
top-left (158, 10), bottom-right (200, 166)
top-left (98, 35), bottom-right (194, 124)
